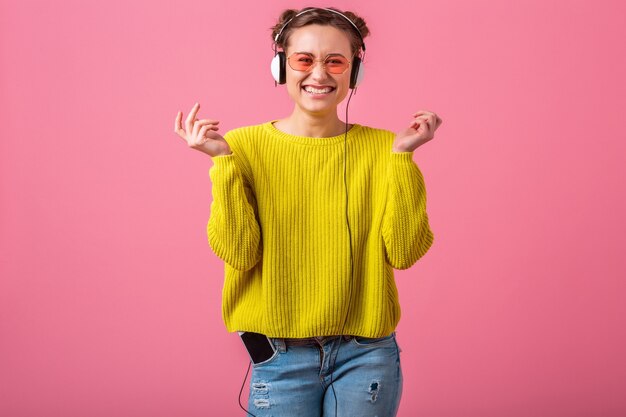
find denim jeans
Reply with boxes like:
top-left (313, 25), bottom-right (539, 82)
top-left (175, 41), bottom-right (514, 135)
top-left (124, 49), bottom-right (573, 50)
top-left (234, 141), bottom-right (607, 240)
top-left (245, 333), bottom-right (403, 417)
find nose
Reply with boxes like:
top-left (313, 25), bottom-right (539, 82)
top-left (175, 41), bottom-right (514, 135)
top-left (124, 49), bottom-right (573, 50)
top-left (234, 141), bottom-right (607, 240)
top-left (309, 61), bottom-right (330, 81)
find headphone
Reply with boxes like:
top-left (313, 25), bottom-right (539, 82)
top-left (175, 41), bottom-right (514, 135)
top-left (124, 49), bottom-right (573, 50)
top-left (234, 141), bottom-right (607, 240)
top-left (271, 8), bottom-right (366, 89)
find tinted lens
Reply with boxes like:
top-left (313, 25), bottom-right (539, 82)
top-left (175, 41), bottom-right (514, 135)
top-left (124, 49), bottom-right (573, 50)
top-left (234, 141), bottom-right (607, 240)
top-left (287, 53), bottom-right (350, 74)
top-left (288, 53), bottom-right (315, 71)
top-left (323, 56), bottom-right (350, 74)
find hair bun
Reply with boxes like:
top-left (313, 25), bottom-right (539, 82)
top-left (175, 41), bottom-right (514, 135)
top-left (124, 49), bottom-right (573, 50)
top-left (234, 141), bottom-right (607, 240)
top-left (341, 11), bottom-right (370, 39)
top-left (271, 9), bottom-right (298, 41)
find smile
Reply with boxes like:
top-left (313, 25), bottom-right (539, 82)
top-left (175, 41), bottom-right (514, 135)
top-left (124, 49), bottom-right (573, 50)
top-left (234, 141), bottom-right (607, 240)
top-left (302, 86), bottom-right (335, 94)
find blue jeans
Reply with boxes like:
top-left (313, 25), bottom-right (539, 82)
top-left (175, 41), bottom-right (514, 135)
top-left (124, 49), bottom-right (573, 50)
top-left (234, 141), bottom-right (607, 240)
top-left (246, 333), bottom-right (403, 417)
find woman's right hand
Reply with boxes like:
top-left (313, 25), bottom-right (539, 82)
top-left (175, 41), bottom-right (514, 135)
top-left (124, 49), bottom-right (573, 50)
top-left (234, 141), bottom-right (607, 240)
top-left (174, 102), bottom-right (232, 157)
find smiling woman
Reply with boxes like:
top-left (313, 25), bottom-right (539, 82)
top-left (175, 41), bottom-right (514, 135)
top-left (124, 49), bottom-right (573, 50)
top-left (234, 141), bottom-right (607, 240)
top-left (276, 24), bottom-right (355, 130)
top-left (173, 6), bottom-right (442, 417)
top-left (270, 8), bottom-right (368, 136)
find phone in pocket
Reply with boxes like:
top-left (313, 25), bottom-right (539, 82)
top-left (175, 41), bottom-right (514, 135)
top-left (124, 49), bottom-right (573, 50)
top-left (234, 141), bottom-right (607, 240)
top-left (238, 332), bottom-right (277, 364)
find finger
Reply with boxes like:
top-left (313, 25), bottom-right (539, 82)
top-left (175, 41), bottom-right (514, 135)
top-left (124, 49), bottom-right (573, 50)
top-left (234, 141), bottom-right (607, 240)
top-left (416, 111), bottom-right (437, 126)
top-left (174, 111), bottom-right (190, 140)
top-left (414, 113), bottom-right (433, 127)
top-left (413, 111), bottom-right (441, 133)
top-left (193, 119), bottom-right (220, 138)
top-left (410, 115), bottom-right (430, 130)
top-left (421, 116), bottom-right (435, 130)
top-left (195, 124), bottom-right (212, 145)
top-left (174, 111), bottom-right (184, 136)
top-left (185, 102), bottom-right (200, 133)
top-left (174, 111), bottom-right (180, 132)
top-left (425, 115), bottom-right (435, 130)
top-left (196, 125), bottom-right (222, 145)
top-left (196, 119), bottom-right (220, 125)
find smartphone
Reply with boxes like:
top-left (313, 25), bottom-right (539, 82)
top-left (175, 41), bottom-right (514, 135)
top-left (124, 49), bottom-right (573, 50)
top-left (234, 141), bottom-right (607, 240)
top-left (238, 332), bottom-right (277, 364)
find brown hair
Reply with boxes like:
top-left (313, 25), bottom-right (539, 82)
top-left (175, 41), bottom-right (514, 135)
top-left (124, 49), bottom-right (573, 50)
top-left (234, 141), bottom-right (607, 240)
top-left (270, 7), bottom-right (370, 56)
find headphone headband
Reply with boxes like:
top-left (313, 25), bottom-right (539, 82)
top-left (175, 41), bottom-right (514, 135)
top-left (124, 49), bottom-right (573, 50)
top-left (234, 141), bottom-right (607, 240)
top-left (274, 7), bottom-right (366, 52)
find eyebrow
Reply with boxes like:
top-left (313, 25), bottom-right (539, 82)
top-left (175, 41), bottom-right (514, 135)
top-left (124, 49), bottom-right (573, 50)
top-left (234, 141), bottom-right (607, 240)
top-left (292, 52), bottom-right (348, 58)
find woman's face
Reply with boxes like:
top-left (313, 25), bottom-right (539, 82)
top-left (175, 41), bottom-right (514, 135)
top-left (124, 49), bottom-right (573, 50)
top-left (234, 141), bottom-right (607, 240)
top-left (283, 24), bottom-right (354, 117)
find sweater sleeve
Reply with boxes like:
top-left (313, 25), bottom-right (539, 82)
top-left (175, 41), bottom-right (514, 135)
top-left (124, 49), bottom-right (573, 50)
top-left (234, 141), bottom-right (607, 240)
top-left (207, 153), bottom-right (262, 271)
top-left (381, 152), bottom-right (434, 270)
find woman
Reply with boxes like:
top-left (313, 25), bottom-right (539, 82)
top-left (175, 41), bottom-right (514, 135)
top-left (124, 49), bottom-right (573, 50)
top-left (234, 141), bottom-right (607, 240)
top-left (174, 7), bottom-right (441, 417)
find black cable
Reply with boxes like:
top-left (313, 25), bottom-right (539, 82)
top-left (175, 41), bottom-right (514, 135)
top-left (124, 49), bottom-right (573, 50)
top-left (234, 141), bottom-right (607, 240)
top-left (237, 89), bottom-right (357, 416)
top-left (238, 360), bottom-right (257, 417)
top-left (341, 88), bottom-right (356, 332)
top-left (327, 86), bottom-right (356, 417)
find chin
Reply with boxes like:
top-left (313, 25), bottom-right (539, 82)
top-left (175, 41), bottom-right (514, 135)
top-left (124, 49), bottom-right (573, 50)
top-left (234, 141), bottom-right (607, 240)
top-left (298, 94), bottom-right (347, 113)
top-left (298, 102), bottom-right (338, 116)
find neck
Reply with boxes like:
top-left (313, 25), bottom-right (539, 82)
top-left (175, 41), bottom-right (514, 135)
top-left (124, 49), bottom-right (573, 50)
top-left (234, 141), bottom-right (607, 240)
top-left (276, 107), bottom-right (348, 138)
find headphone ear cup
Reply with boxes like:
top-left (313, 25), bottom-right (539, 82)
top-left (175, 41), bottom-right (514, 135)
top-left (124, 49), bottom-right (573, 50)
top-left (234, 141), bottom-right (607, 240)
top-left (350, 56), bottom-right (364, 89)
top-left (271, 51), bottom-right (286, 84)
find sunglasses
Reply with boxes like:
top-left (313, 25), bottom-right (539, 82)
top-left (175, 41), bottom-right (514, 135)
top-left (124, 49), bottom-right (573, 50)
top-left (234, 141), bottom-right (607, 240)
top-left (287, 52), bottom-right (351, 74)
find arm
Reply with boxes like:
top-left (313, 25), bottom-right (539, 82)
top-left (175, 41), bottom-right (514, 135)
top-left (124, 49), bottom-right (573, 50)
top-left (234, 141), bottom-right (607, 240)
top-left (207, 153), bottom-right (262, 271)
top-left (382, 152), bottom-right (434, 270)
top-left (382, 109), bottom-right (442, 269)
top-left (173, 102), bottom-right (261, 270)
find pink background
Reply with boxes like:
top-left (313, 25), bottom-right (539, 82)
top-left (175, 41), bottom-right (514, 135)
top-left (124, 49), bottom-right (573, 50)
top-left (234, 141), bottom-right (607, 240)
top-left (1, 0), bottom-right (625, 415)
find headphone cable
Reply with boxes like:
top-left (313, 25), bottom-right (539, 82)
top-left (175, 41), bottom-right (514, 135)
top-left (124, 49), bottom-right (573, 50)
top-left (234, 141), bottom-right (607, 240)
top-left (328, 86), bottom-right (356, 417)
top-left (238, 360), bottom-right (257, 417)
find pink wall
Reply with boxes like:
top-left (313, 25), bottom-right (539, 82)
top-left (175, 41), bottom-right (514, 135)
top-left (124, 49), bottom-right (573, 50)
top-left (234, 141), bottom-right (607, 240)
top-left (1, 0), bottom-right (625, 416)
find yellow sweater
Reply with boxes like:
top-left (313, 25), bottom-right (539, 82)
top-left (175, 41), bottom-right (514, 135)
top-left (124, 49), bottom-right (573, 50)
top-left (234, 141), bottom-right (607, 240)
top-left (207, 121), bottom-right (434, 338)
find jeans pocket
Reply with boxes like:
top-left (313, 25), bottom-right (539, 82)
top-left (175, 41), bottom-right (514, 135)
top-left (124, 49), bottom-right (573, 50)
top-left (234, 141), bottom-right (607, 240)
top-left (352, 332), bottom-right (396, 347)
top-left (251, 340), bottom-right (281, 368)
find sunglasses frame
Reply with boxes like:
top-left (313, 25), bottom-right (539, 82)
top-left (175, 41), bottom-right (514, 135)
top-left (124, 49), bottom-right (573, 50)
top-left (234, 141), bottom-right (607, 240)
top-left (286, 52), bottom-right (353, 75)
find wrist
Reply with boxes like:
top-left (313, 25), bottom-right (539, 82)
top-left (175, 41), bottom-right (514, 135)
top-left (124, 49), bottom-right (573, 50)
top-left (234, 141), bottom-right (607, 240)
top-left (392, 146), bottom-right (413, 153)
top-left (212, 150), bottom-right (233, 157)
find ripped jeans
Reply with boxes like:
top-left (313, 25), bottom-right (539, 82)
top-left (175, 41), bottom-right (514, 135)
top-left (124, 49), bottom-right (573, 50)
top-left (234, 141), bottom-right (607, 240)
top-left (246, 333), bottom-right (402, 417)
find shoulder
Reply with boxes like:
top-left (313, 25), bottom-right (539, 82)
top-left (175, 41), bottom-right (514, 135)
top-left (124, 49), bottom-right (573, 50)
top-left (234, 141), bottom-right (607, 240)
top-left (358, 124), bottom-right (394, 135)
top-left (224, 122), bottom-right (270, 141)
top-left (354, 124), bottom-right (396, 144)
top-left (223, 122), bottom-right (274, 156)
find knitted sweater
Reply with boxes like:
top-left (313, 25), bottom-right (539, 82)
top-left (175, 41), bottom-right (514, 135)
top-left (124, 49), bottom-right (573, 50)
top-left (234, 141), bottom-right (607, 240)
top-left (207, 121), bottom-right (434, 338)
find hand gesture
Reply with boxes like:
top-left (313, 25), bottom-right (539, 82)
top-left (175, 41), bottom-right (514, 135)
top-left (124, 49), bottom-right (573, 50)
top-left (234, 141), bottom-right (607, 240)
top-left (174, 102), bottom-right (232, 157)
top-left (393, 110), bottom-right (442, 152)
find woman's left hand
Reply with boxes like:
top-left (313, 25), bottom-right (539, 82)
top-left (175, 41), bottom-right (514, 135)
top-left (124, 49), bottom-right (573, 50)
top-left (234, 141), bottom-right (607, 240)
top-left (392, 110), bottom-right (442, 152)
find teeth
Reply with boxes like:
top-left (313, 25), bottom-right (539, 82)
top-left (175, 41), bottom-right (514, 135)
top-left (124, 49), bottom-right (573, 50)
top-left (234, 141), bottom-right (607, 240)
top-left (304, 86), bottom-right (333, 94)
